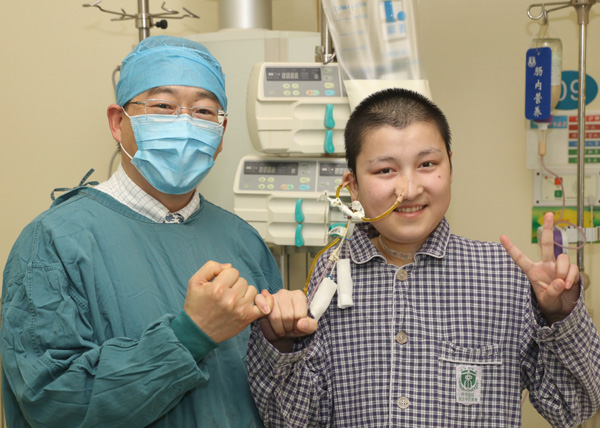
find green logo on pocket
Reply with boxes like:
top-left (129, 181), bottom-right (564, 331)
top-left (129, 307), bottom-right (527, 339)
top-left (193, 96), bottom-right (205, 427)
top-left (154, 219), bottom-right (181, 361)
top-left (459, 368), bottom-right (479, 391)
top-left (456, 365), bottom-right (482, 405)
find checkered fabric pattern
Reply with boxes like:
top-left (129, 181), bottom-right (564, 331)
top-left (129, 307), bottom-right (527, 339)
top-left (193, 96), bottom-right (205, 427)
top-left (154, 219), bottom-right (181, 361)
top-left (248, 218), bottom-right (600, 428)
top-left (95, 164), bottom-right (199, 222)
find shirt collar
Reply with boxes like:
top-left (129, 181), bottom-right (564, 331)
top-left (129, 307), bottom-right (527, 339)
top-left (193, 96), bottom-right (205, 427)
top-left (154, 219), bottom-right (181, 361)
top-left (348, 218), bottom-right (450, 264)
top-left (95, 163), bottom-right (200, 223)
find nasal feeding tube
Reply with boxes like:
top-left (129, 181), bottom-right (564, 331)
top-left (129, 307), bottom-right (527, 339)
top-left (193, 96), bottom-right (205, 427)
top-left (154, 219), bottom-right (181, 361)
top-left (306, 176), bottom-right (409, 321)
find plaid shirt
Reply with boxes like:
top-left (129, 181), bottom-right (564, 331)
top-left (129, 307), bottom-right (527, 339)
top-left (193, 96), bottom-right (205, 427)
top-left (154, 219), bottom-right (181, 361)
top-left (248, 218), bottom-right (600, 427)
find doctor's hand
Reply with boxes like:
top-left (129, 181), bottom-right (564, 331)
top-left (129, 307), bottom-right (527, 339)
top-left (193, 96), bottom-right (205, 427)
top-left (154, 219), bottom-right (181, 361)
top-left (184, 261), bottom-right (268, 343)
top-left (256, 289), bottom-right (318, 353)
top-left (500, 212), bottom-right (580, 325)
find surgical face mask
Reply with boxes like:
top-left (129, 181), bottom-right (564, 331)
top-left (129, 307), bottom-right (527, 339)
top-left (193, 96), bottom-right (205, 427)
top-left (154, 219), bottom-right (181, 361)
top-left (121, 112), bottom-right (223, 195)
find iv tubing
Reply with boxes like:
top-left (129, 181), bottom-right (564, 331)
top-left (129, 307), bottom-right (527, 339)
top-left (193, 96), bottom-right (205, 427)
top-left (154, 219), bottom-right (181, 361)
top-left (335, 184), bottom-right (402, 223)
top-left (304, 237), bottom-right (339, 295)
top-left (306, 216), bottom-right (352, 305)
top-left (540, 154), bottom-right (587, 250)
top-left (362, 200), bottom-right (400, 222)
top-left (304, 184), bottom-right (402, 298)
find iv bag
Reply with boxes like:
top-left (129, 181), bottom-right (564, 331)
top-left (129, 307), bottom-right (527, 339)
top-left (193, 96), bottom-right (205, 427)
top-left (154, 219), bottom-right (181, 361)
top-left (321, 0), bottom-right (430, 110)
top-left (531, 22), bottom-right (563, 110)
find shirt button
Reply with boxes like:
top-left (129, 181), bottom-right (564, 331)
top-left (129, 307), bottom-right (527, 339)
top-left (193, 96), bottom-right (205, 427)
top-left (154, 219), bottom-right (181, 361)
top-left (395, 331), bottom-right (408, 344)
top-left (397, 397), bottom-right (410, 409)
top-left (396, 269), bottom-right (408, 281)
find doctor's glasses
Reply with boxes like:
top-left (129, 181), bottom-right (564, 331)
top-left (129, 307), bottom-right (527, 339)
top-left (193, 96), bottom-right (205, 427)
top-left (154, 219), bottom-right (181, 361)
top-left (127, 99), bottom-right (227, 125)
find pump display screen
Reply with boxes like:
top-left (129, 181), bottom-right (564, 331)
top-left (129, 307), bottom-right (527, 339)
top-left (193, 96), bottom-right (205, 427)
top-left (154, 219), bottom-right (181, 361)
top-left (243, 161), bottom-right (298, 176)
top-left (236, 158), bottom-right (349, 195)
top-left (320, 162), bottom-right (348, 177)
top-left (265, 67), bottom-right (322, 82)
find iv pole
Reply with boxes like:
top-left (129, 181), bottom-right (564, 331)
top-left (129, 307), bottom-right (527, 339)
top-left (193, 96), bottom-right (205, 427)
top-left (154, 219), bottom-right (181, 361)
top-left (315, 0), bottom-right (336, 64)
top-left (527, 0), bottom-right (597, 286)
top-left (83, 0), bottom-right (200, 42)
top-left (83, 0), bottom-right (200, 178)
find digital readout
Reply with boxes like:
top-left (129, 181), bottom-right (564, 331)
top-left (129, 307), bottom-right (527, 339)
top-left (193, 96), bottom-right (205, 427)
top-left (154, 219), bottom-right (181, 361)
top-left (319, 162), bottom-right (348, 177)
top-left (244, 161), bottom-right (299, 176)
top-left (266, 67), bottom-right (322, 82)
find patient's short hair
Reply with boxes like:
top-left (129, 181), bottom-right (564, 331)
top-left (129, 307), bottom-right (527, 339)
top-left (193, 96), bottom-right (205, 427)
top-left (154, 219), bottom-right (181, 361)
top-left (344, 88), bottom-right (452, 174)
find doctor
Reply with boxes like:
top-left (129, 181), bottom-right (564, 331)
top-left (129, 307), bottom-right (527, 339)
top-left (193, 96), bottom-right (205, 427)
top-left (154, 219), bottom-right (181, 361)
top-left (1, 35), bottom-right (282, 427)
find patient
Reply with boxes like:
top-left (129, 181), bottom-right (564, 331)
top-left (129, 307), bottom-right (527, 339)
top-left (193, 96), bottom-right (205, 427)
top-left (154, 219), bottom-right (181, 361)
top-left (247, 88), bottom-right (600, 428)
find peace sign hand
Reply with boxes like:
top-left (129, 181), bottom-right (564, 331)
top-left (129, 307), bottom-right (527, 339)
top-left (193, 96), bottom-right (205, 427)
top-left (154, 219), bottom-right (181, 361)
top-left (500, 212), bottom-right (580, 325)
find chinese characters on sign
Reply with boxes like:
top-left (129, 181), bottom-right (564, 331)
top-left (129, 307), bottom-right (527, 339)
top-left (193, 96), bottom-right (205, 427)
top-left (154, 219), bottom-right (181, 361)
top-left (568, 114), bottom-right (600, 164)
top-left (525, 47), bottom-right (552, 120)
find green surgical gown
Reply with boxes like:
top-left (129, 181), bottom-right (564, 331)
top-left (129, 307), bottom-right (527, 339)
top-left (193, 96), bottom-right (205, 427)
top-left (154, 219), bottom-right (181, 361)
top-left (0, 187), bottom-right (282, 427)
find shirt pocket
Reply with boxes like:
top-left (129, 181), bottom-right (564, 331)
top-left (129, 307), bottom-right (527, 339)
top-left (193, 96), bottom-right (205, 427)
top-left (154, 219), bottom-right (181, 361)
top-left (437, 341), bottom-right (503, 421)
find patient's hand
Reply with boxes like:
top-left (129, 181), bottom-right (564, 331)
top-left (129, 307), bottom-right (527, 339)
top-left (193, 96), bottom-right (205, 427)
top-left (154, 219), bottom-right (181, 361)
top-left (255, 289), bottom-right (318, 352)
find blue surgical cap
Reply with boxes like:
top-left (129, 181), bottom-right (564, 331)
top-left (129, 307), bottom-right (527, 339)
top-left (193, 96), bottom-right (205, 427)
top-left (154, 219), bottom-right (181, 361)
top-left (116, 35), bottom-right (227, 111)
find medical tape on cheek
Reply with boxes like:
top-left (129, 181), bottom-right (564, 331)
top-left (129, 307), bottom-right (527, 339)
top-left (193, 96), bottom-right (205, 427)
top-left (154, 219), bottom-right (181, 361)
top-left (309, 277), bottom-right (337, 322)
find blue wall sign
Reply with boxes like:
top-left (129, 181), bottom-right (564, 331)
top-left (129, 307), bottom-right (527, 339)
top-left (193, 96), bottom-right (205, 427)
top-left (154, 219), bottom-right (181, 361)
top-left (556, 70), bottom-right (599, 111)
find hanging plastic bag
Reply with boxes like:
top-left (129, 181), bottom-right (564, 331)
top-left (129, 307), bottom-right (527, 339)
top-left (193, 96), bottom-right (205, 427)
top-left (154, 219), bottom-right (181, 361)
top-left (321, 0), bottom-right (431, 110)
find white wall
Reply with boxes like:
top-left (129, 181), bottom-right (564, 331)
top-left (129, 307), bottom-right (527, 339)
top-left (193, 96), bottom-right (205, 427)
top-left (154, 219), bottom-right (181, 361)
top-left (1, 1), bottom-right (599, 426)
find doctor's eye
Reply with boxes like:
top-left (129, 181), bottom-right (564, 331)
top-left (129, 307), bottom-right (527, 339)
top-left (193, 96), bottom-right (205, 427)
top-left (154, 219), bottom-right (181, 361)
top-left (191, 106), bottom-right (227, 124)
top-left (192, 107), bottom-right (218, 119)
top-left (145, 99), bottom-right (178, 114)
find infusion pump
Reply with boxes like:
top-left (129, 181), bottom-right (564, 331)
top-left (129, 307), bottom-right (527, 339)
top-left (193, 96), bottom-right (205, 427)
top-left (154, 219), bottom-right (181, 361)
top-left (233, 155), bottom-right (350, 247)
top-left (246, 62), bottom-right (351, 155)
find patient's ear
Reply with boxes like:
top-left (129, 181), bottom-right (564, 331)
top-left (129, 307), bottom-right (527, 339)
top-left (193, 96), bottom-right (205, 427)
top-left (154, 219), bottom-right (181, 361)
top-left (342, 171), bottom-right (359, 201)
